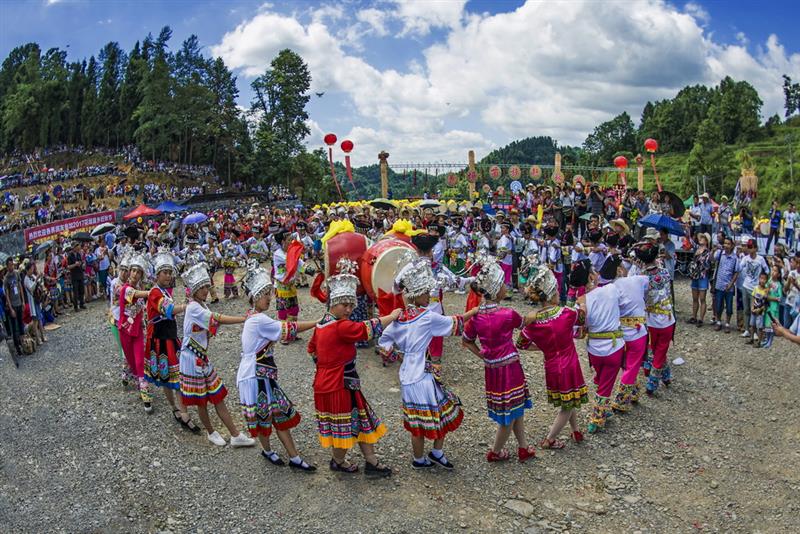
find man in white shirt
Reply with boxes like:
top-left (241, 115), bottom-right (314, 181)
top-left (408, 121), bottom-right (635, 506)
top-left (784, 203), bottom-right (797, 253)
top-left (737, 239), bottom-right (769, 338)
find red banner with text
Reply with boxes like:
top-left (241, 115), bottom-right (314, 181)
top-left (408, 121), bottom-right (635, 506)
top-left (24, 211), bottom-right (116, 244)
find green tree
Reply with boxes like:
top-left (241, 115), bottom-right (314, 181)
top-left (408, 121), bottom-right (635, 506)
top-left (251, 49), bottom-right (311, 186)
top-left (710, 76), bottom-right (762, 144)
top-left (583, 112), bottom-right (636, 165)
top-left (81, 56), bottom-right (99, 147)
top-left (97, 42), bottom-right (124, 147)
top-left (783, 75), bottom-right (800, 118)
top-left (133, 27), bottom-right (175, 161)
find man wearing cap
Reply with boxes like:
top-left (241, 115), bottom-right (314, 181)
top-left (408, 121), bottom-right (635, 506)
top-left (697, 193), bottom-right (715, 236)
top-left (717, 196), bottom-right (733, 238)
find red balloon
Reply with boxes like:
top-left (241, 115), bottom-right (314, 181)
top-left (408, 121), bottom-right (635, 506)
top-left (340, 139), bottom-right (354, 153)
top-left (324, 133), bottom-right (337, 146)
top-left (644, 138), bottom-right (658, 153)
top-left (613, 155), bottom-right (629, 169)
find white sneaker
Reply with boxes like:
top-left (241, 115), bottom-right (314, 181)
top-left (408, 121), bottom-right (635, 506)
top-left (230, 433), bottom-right (256, 448)
top-left (207, 431), bottom-right (227, 446)
top-left (740, 330), bottom-right (750, 338)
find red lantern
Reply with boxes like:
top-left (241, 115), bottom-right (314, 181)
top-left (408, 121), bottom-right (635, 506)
top-left (614, 156), bottom-right (628, 169)
top-left (644, 138), bottom-right (658, 153)
top-left (340, 139), bottom-right (354, 153)
top-left (446, 173), bottom-right (458, 186)
top-left (324, 133), bottom-right (337, 146)
top-left (323, 133), bottom-right (342, 199)
top-left (466, 170), bottom-right (477, 183)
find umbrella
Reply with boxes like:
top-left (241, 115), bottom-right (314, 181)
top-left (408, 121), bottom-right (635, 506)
top-left (31, 198), bottom-right (42, 206)
top-left (72, 232), bottom-right (95, 242)
top-left (53, 184), bottom-right (63, 197)
top-left (123, 204), bottom-right (161, 220)
top-left (156, 200), bottom-right (185, 213)
top-left (419, 199), bottom-right (440, 209)
top-left (369, 198), bottom-right (396, 210)
top-left (638, 213), bottom-right (686, 236)
top-left (34, 241), bottom-right (53, 257)
top-left (183, 212), bottom-right (208, 225)
top-left (91, 222), bottom-right (116, 237)
top-left (658, 190), bottom-right (685, 218)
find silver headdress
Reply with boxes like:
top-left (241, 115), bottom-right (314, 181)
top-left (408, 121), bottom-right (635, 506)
top-left (182, 262), bottom-right (212, 294)
top-left (118, 251), bottom-right (132, 270)
top-left (522, 253), bottom-right (558, 303)
top-left (396, 254), bottom-right (437, 299)
top-left (328, 258), bottom-right (359, 306)
top-left (128, 251), bottom-right (151, 274)
top-left (152, 247), bottom-right (177, 275)
top-left (472, 252), bottom-right (506, 300)
top-left (242, 259), bottom-right (274, 301)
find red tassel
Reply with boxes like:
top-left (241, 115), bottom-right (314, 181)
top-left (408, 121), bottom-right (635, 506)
top-left (345, 155), bottom-right (354, 185)
top-left (283, 240), bottom-right (305, 282)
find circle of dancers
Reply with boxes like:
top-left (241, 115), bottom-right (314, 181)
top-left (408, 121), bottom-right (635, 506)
top-left (105, 217), bottom-right (677, 478)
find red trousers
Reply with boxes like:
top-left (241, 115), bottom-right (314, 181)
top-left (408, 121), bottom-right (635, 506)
top-left (589, 347), bottom-right (624, 398)
top-left (648, 324), bottom-right (675, 370)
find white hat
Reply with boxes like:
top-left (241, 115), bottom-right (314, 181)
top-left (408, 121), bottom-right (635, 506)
top-left (152, 247), bottom-right (177, 275)
top-left (472, 252), bottom-right (505, 300)
top-left (327, 258), bottom-right (359, 306)
top-left (182, 263), bottom-right (211, 294)
top-left (396, 254), bottom-right (436, 299)
top-left (242, 260), bottom-right (274, 301)
top-left (642, 227), bottom-right (660, 241)
top-left (128, 251), bottom-right (150, 273)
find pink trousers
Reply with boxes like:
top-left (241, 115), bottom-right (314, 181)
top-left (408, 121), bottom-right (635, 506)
top-left (648, 324), bottom-right (675, 370)
top-left (589, 347), bottom-right (624, 398)
top-left (501, 263), bottom-right (512, 285)
top-left (119, 330), bottom-right (145, 379)
top-left (620, 335), bottom-right (648, 385)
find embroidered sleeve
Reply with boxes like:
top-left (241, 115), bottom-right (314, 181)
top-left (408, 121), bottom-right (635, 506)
top-left (450, 315), bottom-right (465, 337)
top-left (515, 327), bottom-right (533, 350)
top-left (362, 318), bottom-right (383, 341)
top-left (462, 316), bottom-right (477, 342)
top-left (281, 321), bottom-right (298, 343)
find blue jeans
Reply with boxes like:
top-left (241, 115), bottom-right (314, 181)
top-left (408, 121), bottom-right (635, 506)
top-left (714, 289), bottom-right (734, 320)
top-left (786, 228), bottom-right (795, 251)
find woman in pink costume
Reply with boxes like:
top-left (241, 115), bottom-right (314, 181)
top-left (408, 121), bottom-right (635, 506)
top-left (517, 259), bottom-right (588, 449)
top-left (462, 256), bottom-right (536, 463)
top-left (118, 252), bottom-right (153, 413)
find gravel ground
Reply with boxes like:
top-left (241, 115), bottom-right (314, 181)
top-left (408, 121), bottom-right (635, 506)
top-left (1, 278), bottom-right (798, 533)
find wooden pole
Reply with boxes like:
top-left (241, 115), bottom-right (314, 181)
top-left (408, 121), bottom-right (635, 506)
top-left (468, 150), bottom-right (476, 199)
top-left (379, 151), bottom-right (390, 198)
top-left (554, 152), bottom-right (562, 185)
top-left (635, 154), bottom-right (644, 191)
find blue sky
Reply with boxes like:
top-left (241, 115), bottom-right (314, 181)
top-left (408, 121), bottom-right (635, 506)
top-left (2, 0), bottom-right (799, 165)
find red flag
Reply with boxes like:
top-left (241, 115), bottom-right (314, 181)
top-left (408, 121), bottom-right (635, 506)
top-left (310, 272), bottom-right (328, 303)
top-left (283, 240), bottom-right (305, 282)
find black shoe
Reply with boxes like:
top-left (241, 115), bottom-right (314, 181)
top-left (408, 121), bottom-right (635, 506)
top-left (289, 459), bottom-right (317, 472)
top-left (80, 305), bottom-right (87, 310)
top-left (412, 458), bottom-right (436, 470)
top-left (428, 452), bottom-right (454, 470)
top-left (364, 460), bottom-right (392, 478)
top-left (9, 343), bottom-right (19, 368)
top-left (261, 450), bottom-right (286, 466)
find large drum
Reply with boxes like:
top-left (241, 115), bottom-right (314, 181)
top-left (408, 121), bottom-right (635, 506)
top-left (360, 238), bottom-right (416, 301)
top-left (324, 232), bottom-right (369, 279)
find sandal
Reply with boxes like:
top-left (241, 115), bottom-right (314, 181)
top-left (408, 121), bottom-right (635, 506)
top-left (518, 446), bottom-right (537, 463)
top-left (173, 409), bottom-right (200, 433)
top-left (687, 317), bottom-right (696, 324)
top-left (364, 460), bottom-right (392, 478)
top-left (539, 438), bottom-right (566, 450)
top-left (329, 458), bottom-right (358, 473)
top-left (696, 320), bottom-right (703, 328)
top-left (572, 430), bottom-right (585, 443)
top-left (486, 449), bottom-right (510, 462)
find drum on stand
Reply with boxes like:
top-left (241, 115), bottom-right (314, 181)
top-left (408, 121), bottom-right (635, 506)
top-left (360, 238), bottom-right (416, 301)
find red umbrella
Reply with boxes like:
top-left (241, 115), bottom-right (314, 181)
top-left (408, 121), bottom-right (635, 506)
top-left (123, 204), bottom-right (161, 220)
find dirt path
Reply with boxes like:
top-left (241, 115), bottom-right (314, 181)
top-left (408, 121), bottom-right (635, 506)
top-left (1, 279), bottom-right (798, 533)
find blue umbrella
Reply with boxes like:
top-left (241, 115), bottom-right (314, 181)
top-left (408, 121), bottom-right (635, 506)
top-left (183, 212), bottom-right (208, 225)
top-left (638, 213), bottom-right (685, 236)
top-left (157, 200), bottom-right (185, 213)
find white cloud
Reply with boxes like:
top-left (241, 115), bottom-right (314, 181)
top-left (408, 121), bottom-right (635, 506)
top-left (356, 8), bottom-right (389, 37)
top-left (684, 2), bottom-right (710, 25)
top-left (391, 0), bottom-right (467, 37)
top-left (213, 0), bottom-right (800, 165)
top-left (45, 0), bottom-right (63, 5)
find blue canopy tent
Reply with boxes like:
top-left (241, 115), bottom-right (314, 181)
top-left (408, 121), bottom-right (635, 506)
top-left (156, 200), bottom-right (185, 213)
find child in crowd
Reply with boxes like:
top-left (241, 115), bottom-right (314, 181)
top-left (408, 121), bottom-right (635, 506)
top-left (747, 272), bottom-right (769, 347)
top-left (762, 266), bottom-right (783, 348)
